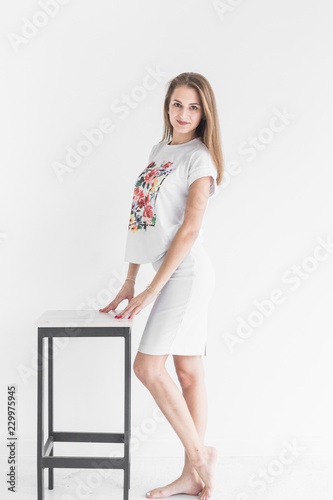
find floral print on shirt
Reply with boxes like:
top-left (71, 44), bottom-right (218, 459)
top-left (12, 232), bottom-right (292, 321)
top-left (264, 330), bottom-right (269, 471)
top-left (128, 160), bottom-right (174, 232)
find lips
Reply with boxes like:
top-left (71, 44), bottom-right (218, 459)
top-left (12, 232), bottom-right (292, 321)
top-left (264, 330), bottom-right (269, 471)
top-left (177, 120), bottom-right (189, 125)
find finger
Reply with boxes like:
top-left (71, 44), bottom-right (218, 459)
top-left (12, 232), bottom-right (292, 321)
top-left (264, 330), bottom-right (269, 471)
top-left (115, 307), bottom-right (134, 318)
top-left (128, 308), bottom-right (141, 319)
top-left (99, 306), bottom-right (112, 312)
top-left (115, 299), bottom-right (136, 317)
top-left (100, 305), bottom-right (115, 313)
top-left (99, 300), bottom-right (121, 313)
top-left (115, 309), bottom-right (127, 318)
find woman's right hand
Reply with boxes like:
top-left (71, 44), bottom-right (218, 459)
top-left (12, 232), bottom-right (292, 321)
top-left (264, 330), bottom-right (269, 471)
top-left (99, 281), bottom-right (135, 314)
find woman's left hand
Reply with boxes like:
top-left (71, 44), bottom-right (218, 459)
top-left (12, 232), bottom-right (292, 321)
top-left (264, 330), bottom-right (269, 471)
top-left (115, 289), bottom-right (158, 319)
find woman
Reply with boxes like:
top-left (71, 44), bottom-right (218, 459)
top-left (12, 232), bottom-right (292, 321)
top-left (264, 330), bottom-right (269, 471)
top-left (100, 72), bottom-right (223, 500)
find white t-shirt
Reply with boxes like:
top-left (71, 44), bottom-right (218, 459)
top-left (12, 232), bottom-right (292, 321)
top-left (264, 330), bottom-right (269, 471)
top-left (124, 136), bottom-right (218, 264)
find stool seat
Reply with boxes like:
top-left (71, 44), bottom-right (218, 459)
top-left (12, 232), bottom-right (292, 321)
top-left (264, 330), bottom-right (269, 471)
top-left (35, 310), bottom-right (132, 500)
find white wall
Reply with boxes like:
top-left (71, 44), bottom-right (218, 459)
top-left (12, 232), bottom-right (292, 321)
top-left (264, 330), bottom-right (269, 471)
top-left (0, 0), bottom-right (332, 467)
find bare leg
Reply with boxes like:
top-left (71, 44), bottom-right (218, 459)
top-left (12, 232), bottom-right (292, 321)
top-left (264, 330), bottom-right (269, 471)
top-left (178, 355), bottom-right (208, 476)
top-left (145, 355), bottom-right (208, 498)
top-left (133, 352), bottom-right (217, 500)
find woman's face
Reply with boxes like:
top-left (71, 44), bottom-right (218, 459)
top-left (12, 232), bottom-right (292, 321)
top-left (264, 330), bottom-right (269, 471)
top-left (168, 86), bottom-right (204, 137)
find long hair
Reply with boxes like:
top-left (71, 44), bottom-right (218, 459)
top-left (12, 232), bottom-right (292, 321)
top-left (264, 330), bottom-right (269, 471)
top-left (161, 72), bottom-right (223, 186)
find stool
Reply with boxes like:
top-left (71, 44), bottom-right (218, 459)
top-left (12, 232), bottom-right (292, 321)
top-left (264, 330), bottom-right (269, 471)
top-left (34, 310), bottom-right (132, 500)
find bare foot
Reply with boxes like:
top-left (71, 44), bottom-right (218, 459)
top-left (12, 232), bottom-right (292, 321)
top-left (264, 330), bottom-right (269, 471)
top-left (145, 471), bottom-right (205, 498)
top-left (192, 446), bottom-right (217, 500)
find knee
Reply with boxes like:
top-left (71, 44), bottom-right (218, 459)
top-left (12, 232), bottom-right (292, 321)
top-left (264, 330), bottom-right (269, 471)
top-left (176, 367), bottom-right (201, 390)
top-left (133, 357), bottom-right (145, 381)
top-left (133, 358), bottom-right (162, 386)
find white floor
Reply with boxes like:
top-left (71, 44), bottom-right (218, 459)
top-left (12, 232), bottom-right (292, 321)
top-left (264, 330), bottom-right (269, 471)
top-left (3, 455), bottom-right (333, 500)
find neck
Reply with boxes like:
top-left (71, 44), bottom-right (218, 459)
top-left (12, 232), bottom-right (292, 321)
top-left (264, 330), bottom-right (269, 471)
top-left (169, 132), bottom-right (199, 145)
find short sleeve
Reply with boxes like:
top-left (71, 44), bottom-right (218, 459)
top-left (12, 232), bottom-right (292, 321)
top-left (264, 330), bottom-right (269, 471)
top-left (187, 148), bottom-right (218, 198)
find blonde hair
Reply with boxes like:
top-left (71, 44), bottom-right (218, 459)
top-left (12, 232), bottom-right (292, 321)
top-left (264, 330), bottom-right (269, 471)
top-left (161, 72), bottom-right (223, 186)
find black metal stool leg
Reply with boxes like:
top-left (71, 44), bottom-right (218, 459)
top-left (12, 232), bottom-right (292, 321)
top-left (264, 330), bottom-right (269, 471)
top-left (48, 337), bottom-right (54, 490)
top-left (37, 333), bottom-right (44, 499)
top-left (123, 330), bottom-right (131, 500)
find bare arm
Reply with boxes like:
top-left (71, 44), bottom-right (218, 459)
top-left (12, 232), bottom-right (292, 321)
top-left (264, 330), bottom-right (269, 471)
top-left (127, 262), bottom-right (141, 280)
top-left (149, 175), bottom-right (212, 292)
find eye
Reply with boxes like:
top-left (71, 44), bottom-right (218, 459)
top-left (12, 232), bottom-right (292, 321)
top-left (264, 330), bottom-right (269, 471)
top-left (190, 105), bottom-right (199, 110)
top-left (173, 102), bottom-right (181, 107)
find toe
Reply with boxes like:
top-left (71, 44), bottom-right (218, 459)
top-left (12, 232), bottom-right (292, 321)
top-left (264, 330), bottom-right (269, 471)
top-left (199, 489), bottom-right (208, 500)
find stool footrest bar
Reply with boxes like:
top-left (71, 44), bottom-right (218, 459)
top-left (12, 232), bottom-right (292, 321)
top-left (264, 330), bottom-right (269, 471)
top-left (53, 431), bottom-right (125, 443)
top-left (42, 456), bottom-right (126, 469)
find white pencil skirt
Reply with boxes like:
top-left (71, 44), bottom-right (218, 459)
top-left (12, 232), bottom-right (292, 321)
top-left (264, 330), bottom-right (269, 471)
top-left (137, 241), bottom-right (216, 356)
